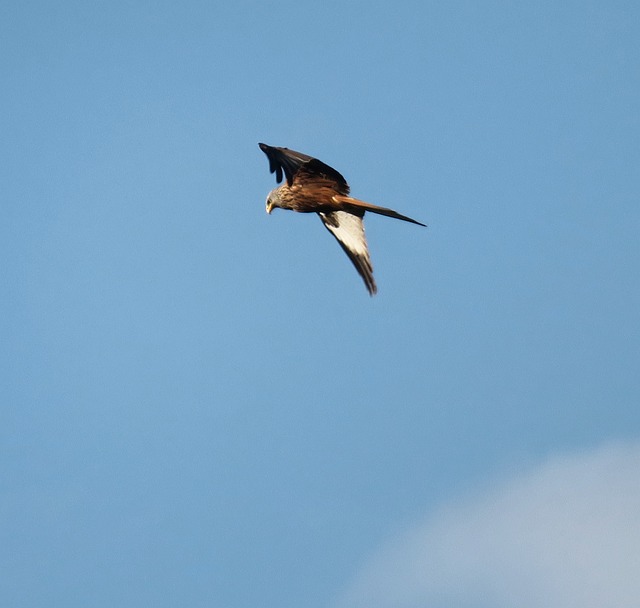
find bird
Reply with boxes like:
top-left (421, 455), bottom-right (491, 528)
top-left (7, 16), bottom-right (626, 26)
top-left (259, 142), bottom-right (426, 295)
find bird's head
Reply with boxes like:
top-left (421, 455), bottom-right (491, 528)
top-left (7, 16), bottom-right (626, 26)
top-left (265, 188), bottom-right (282, 215)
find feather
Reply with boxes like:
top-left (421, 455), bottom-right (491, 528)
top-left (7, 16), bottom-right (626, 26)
top-left (332, 195), bottom-right (426, 227)
top-left (318, 211), bottom-right (377, 295)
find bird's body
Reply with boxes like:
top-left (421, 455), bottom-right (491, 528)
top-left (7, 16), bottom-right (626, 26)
top-left (259, 143), bottom-right (425, 295)
top-left (267, 182), bottom-right (343, 214)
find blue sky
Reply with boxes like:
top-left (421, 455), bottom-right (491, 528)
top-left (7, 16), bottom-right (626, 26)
top-left (2, 2), bottom-right (639, 607)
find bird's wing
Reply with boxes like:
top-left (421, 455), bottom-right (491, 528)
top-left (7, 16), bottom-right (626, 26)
top-left (259, 143), bottom-right (349, 192)
top-left (332, 194), bottom-right (427, 227)
top-left (319, 210), bottom-right (377, 295)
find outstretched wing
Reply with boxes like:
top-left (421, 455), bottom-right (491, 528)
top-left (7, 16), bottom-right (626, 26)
top-left (259, 143), bottom-right (349, 192)
top-left (333, 194), bottom-right (427, 226)
top-left (318, 210), bottom-right (377, 295)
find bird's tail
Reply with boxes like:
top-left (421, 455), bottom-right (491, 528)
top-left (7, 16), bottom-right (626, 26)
top-left (332, 195), bottom-right (426, 227)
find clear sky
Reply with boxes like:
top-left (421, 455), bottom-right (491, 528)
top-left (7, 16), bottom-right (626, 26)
top-left (2, 2), bottom-right (639, 607)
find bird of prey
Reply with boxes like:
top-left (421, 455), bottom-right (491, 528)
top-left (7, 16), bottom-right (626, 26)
top-left (259, 142), bottom-right (425, 295)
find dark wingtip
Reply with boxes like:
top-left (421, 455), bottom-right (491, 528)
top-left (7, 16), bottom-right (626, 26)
top-left (258, 143), bottom-right (284, 182)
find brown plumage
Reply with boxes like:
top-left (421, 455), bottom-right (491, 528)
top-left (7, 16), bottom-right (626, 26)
top-left (259, 143), bottom-right (425, 295)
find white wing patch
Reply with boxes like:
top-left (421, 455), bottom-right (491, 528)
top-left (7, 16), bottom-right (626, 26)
top-left (318, 211), bottom-right (377, 295)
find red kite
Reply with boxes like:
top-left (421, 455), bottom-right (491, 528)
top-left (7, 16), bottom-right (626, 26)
top-left (259, 143), bottom-right (425, 295)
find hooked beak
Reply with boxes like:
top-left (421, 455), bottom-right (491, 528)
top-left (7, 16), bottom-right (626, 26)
top-left (266, 201), bottom-right (274, 214)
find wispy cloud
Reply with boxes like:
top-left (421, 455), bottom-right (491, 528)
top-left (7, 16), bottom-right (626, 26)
top-left (334, 442), bottom-right (640, 608)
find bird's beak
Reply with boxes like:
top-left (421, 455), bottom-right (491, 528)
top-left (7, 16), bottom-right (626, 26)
top-left (266, 202), bottom-right (273, 214)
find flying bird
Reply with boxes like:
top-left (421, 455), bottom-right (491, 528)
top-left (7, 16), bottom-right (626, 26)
top-left (259, 143), bottom-right (426, 295)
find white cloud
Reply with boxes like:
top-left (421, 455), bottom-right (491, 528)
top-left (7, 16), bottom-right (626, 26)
top-left (333, 442), bottom-right (640, 608)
